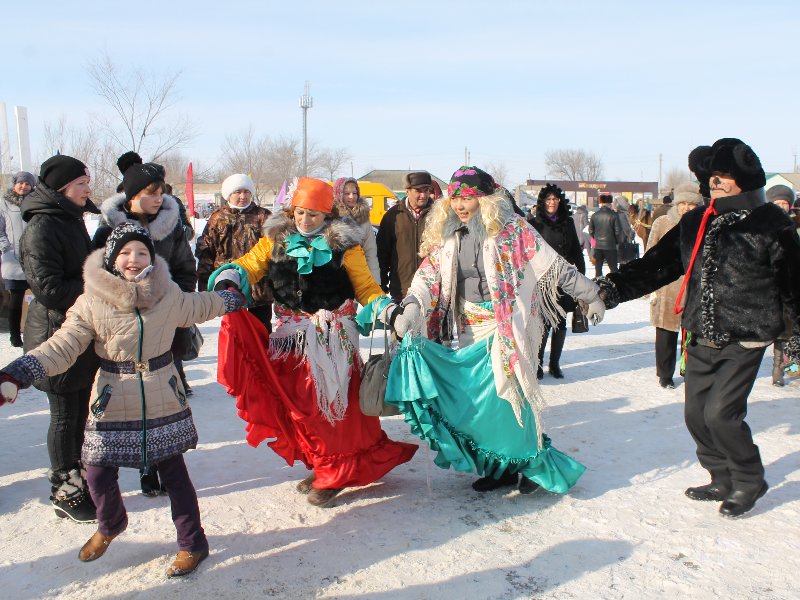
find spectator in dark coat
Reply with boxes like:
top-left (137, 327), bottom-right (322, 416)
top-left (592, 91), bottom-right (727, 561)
top-left (528, 184), bottom-right (586, 378)
top-left (589, 193), bottom-right (623, 277)
top-left (18, 154), bottom-right (101, 523)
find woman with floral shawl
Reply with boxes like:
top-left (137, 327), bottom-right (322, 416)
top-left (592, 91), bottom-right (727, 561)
top-left (388, 166), bottom-right (606, 494)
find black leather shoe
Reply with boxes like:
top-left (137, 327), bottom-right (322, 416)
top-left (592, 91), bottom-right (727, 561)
top-left (549, 364), bottom-right (564, 379)
top-left (659, 377), bottom-right (675, 389)
top-left (536, 366), bottom-right (543, 380)
top-left (519, 476), bottom-right (541, 495)
top-left (472, 471), bottom-right (518, 492)
top-left (685, 482), bottom-right (730, 502)
top-left (719, 482), bottom-right (768, 518)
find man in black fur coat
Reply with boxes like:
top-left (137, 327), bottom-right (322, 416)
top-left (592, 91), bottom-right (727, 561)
top-left (596, 138), bottom-right (800, 518)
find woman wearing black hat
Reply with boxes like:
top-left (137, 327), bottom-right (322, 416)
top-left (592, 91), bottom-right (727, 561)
top-left (527, 184), bottom-right (586, 379)
top-left (18, 154), bottom-right (101, 522)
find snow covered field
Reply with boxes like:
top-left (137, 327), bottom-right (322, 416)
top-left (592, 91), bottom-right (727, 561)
top-left (1, 298), bottom-right (799, 599)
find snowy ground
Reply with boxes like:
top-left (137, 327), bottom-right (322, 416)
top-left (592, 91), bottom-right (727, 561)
top-left (1, 298), bottom-right (799, 599)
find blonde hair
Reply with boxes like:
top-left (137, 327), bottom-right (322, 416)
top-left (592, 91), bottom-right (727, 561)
top-left (419, 192), bottom-right (509, 257)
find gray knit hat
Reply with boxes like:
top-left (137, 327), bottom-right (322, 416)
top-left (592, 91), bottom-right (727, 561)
top-left (12, 171), bottom-right (36, 188)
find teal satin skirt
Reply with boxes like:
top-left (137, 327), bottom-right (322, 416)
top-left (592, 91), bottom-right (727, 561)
top-left (386, 336), bottom-right (585, 494)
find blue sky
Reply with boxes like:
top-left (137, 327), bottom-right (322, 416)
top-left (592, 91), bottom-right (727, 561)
top-left (4, 0), bottom-right (799, 187)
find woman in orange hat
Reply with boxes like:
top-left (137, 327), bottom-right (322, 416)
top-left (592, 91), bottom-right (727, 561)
top-left (209, 177), bottom-right (417, 507)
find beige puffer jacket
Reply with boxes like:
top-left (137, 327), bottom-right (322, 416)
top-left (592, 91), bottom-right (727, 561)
top-left (31, 249), bottom-right (226, 422)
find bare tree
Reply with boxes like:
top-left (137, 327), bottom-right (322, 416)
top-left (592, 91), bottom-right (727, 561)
top-left (317, 147), bottom-right (353, 181)
top-left (157, 151), bottom-right (215, 187)
top-left (485, 161), bottom-right (510, 188)
top-left (41, 116), bottom-right (119, 201)
top-left (544, 149), bottom-right (604, 181)
top-left (663, 167), bottom-right (692, 194)
top-left (217, 127), bottom-right (274, 201)
top-left (87, 53), bottom-right (195, 161)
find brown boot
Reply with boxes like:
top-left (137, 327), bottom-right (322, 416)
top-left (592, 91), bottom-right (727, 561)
top-left (296, 472), bottom-right (316, 494)
top-left (307, 487), bottom-right (343, 507)
top-left (78, 530), bottom-right (120, 562)
top-left (166, 548), bottom-right (209, 578)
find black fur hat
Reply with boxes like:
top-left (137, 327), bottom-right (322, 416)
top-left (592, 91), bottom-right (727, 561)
top-left (688, 145), bottom-right (713, 198)
top-left (705, 138), bottom-right (765, 193)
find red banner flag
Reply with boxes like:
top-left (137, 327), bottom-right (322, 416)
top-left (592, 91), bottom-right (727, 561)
top-left (185, 162), bottom-right (195, 220)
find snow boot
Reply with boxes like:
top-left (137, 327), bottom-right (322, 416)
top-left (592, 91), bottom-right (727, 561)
top-left (49, 468), bottom-right (97, 523)
top-left (166, 548), bottom-right (209, 577)
top-left (79, 528), bottom-right (124, 562)
top-left (307, 487), bottom-right (343, 507)
top-left (472, 470), bottom-right (518, 492)
top-left (296, 472), bottom-right (316, 494)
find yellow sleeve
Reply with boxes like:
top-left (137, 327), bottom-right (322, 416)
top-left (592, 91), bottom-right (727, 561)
top-left (233, 236), bottom-right (274, 287)
top-left (343, 245), bottom-right (385, 305)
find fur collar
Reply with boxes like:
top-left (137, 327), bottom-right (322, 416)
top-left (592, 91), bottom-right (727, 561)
top-left (713, 188), bottom-right (765, 214)
top-left (263, 211), bottom-right (364, 252)
top-left (335, 198), bottom-right (371, 225)
top-left (3, 189), bottom-right (25, 207)
top-left (83, 248), bottom-right (173, 310)
top-left (100, 192), bottom-right (181, 241)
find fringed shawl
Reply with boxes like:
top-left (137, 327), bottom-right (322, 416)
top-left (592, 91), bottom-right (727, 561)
top-left (407, 216), bottom-right (568, 446)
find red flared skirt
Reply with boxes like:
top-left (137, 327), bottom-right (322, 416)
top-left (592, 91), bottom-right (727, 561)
top-left (217, 310), bottom-right (417, 489)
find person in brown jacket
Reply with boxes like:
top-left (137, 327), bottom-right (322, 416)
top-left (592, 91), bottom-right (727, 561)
top-left (376, 171), bottom-right (434, 301)
top-left (0, 223), bottom-right (245, 576)
top-left (196, 174), bottom-right (273, 331)
top-left (646, 182), bottom-right (703, 388)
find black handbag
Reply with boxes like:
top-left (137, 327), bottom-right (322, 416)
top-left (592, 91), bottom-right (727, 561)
top-left (359, 323), bottom-right (401, 417)
top-left (620, 239), bottom-right (640, 262)
top-left (572, 309), bottom-right (590, 334)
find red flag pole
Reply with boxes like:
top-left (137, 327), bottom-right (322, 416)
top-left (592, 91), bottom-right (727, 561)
top-left (185, 162), bottom-right (195, 225)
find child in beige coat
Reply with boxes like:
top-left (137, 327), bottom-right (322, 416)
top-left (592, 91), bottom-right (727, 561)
top-left (0, 223), bottom-right (244, 577)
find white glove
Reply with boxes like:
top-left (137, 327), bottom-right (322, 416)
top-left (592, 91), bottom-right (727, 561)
top-left (586, 296), bottom-right (605, 325)
top-left (212, 268), bottom-right (242, 291)
top-left (1, 380), bottom-right (18, 404)
top-left (392, 303), bottom-right (422, 339)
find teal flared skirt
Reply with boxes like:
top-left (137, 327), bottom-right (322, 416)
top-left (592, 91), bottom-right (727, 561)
top-left (386, 336), bottom-right (585, 493)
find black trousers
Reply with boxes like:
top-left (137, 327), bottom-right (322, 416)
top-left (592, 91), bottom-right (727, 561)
top-left (539, 314), bottom-right (567, 367)
top-left (593, 248), bottom-right (618, 278)
top-left (248, 303), bottom-right (273, 334)
top-left (655, 327), bottom-right (679, 378)
top-left (7, 288), bottom-right (25, 338)
top-left (46, 386), bottom-right (92, 473)
top-left (684, 342), bottom-right (765, 491)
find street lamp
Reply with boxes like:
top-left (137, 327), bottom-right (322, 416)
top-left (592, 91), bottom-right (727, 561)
top-left (299, 82), bottom-right (313, 177)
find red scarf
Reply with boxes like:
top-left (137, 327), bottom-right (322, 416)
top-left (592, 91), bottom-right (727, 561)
top-left (674, 198), bottom-right (716, 315)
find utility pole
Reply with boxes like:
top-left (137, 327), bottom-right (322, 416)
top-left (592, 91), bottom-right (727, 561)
top-left (299, 82), bottom-right (313, 177)
top-left (793, 151), bottom-right (798, 173)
